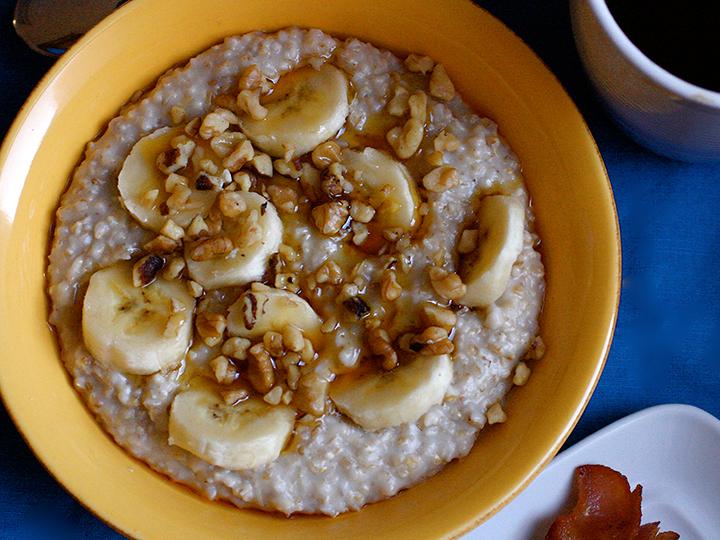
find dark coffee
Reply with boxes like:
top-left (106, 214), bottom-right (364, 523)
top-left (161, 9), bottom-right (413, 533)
top-left (605, 1), bottom-right (720, 92)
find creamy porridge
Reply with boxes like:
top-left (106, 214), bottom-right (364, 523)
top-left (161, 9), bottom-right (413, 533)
top-left (47, 28), bottom-right (545, 516)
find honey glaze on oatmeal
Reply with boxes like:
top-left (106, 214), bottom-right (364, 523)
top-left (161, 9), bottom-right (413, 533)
top-left (47, 28), bottom-right (545, 515)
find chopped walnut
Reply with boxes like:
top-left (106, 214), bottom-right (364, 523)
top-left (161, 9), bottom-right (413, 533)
top-left (263, 331), bottom-right (285, 357)
top-left (386, 85), bottom-right (409, 117)
top-left (525, 336), bottom-right (546, 361)
top-left (425, 150), bottom-right (444, 167)
top-left (237, 89), bottom-right (268, 121)
top-left (429, 268), bottom-right (467, 300)
top-left (311, 140), bottom-right (342, 170)
top-left (381, 270), bottom-right (402, 301)
top-left (222, 140), bottom-right (254, 172)
top-left (404, 54), bottom-right (435, 74)
top-left (143, 235), bottom-right (178, 253)
top-left (349, 200), bottom-right (376, 223)
top-left (132, 254), bottom-right (165, 287)
top-left (320, 317), bottom-right (338, 334)
top-left (221, 336), bottom-right (252, 360)
top-left (199, 108), bottom-right (237, 139)
top-left (198, 158), bottom-right (219, 175)
top-left (422, 166), bottom-right (459, 192)
top-left (382, 227), bottom-right (404, 242)
top-left (351, 222), bottom-right (369, 245)
top-left (210, 355), bottom-right (238, 384)
top-left (235, 210), bottom-right (262, 248)
top-left (275, 272), bottom-right (300, 292)
top-left (434, 130), bottom-right (461, 152)
top-left (315, 260), bottom-right (343, 285)
top-left (221, 386), bottom-right (250, 405)
top-left (238, 64), bottom-right (264, 91)
top-left (282, 325), bottom-right (304, 353)
top-left (233, 171), bottom-right (253, 192)
top-left (164, 173), bottom-right (188, 194)
top-left (170, 105), bottom-right (186, 125)
top-left (312, 201), bottom-right (349, 235)
top-left (263, 386), bottom-right (284, 405)
top-left (160, 218), bottom-right (185, 241)
top-left (190, 236), bottom-right (233, 261)
top-left (210, 131), bottom-right (246, 158)
top-left (267, 184), bottom-right (298, 213)
top-left (293, 372), bottom-right (329, 416)
top-left (486, 402), bottom-right (507, 425)
top-left (162, 256), bottom-right (186, 280)
top-left (368, 327), bottom-right (398, 370)
top-left (196, 311), bottom-right (226, 347)
top-left (186, 215), bottom-right (210, 238)
top-left (458, 229), bottom-right (479, 254)
top-left (300, 338), bottom-right (315, 363)
top-left (273, 158), bottom-right (302, 178)
top-left (186, 280), bottom-right (204, 298)
top-left (250, 153), bottom-right (273, 176)
top-left (183, 117), bottom-right (200, 137)
top-left (166, 185), bottom-right (192, 210)
top-left (412, 326), bottom-right (455, 355)
top-left (286, 364), bottom-right (301, 390)
top-left (387, 117), bottom-right (424, 159)
top-left (513, 362), bottom-right (531, 386)
top-left (247, 343), bottom-right (275, 393)
top-left (218, 191), bottom-right (248, 218)
top-left (157, 136), bottom-right (196, 174)
top-left (420, 303), bottom-right (457, 331)
top-left (141, 188), bottom-right (160, 207)
top-left (408, 91), bottom-right (428, 124)
top-left (429, 64), bottom-right (455, 101)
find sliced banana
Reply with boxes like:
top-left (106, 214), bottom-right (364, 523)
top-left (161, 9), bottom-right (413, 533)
top-left (227, 286), bottom-right (322, 343)
top-left (82, 261), bottom-right (195, 375)
top-left (168, 387), bottom-right (295, 470)
top-left (240, 64), bottom-right (349, 159)
top-left (118, 127), bottom-right (217, 232)
top-left (460, 195), bottom-right (525, 307)
top-left (330, 355), bottom-right (453, 431)
top-left (342, 147), bottom-right (420, 230)
top-left (185, 192), bottom-right (282, 290)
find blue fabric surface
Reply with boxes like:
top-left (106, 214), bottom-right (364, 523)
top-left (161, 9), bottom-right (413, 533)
top-left (1, 1), bottom-right (718, 538)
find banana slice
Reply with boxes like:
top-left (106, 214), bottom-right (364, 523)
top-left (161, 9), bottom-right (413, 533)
top-left (82, 261), bottom-right (195, 375)
top-left (168, 386), bottom-right (295, 469)
top-left (227, 286), bottom-right (322, 343)
top-left (240, 64), bottom-right (349, 159)
top-left (184, 192), bottom-right (282, 290)
top-left (330, 355), bottom-right (453, 431)
top-left (342, 147), bottom-right (420, 230)
top-left (118, 127), bottom-right (218, 232)
top-left (460, 195), bottom-right (525, 307)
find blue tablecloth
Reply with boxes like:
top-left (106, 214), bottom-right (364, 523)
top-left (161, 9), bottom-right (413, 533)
top-left (1, 1), bottom-right (719, 538)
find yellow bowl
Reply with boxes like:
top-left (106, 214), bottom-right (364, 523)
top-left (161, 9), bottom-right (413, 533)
top-left (0, 0), bottom-right (619, 537)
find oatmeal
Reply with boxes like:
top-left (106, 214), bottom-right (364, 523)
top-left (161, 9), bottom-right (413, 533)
top-left (47, 28), bottom-right (545, 516)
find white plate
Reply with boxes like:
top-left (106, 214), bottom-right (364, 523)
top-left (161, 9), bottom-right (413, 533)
top-left (469, 404), bottom-right (720, 539)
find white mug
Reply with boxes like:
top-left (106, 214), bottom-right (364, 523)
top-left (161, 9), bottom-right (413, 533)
top-left (571, 0), bottom-right (720, 162)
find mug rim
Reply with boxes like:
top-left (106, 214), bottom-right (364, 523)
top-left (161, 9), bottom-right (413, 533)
top-left (587, 0), bottom-right (720, 108)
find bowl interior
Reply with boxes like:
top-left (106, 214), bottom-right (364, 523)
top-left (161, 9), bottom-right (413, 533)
top-left (0, 0), bottom-right (619, 538)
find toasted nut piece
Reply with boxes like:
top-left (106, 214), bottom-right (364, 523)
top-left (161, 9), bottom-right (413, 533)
top-left (422, 166), bottom-right (459, 192)
top-left (238, 65), bottom-right (263, 91)
top-left (250, 153), bottom-right (273, 176)
top-left (283, 325), bottom-right (305, 353)
top-left (311, 141), bottom-right (342, 170)
top-left (286, 364), bottom-right (301, 390)
top-left (263, 386), bottom-right (284, 405)
top-left (210, 131), bottom-right (246, 158)
top-left (386, 117), bottom-right (423, 159)
top-left (237, 88), bottom-right (268, 121)
top-left (320, 317), bottom-right (338, 334)
top-left (160, 218), bottom-right (185, 241)
top-left (458, 229), bottom-right (479, 254)
top-left (263, 331), bottom-right (285, 357)
top-left (221, 386), bottom-right (250, 405)
top-left (381, 270), bottom-right (402, 302)
top-left (210, 355), bottom-right (238, 384)
top-left (426, 150), bottom-right (444, 167)
top-left (190, 236), bottom-right (233, 261)
top-left (233, 171), bottom-right (253, 192)
top-left (525, 336), bottom-right (546, 361)
top-left (404, 53), bottom-right (434, 74)
top-left (166, 185), bottom-right (192, 210)
top-left (382, 227), bottom-right (404, 242)
top-left (413, 325), bottom-right (454, 355)
top-left (430, 64), bottom-right (455, 101)
top-left (186, 215), bottom-right (210, 239)
top-left (141, 188), bottom-right (160, 207)
top-left (429, 268), bottom-right (467, 300)
top-left (132, 254), bottom-right (165, 287)
top-left (386, 85), bottom-right (409, 116)
top-left (267, 184), bottom-right (298, 214)
top-left (183, 117), bottom-right (200, 137)
top-left (157, 137), bottom-right (196, 174)
top-left (434, 130), bottom-right (461, 152)
top-left (143, 235), bottom-right (178, 254)
top-left (381, 353), bottom-right (398, 370)
top-left (221, 336), bottom-right (252, 360)
top-left (281, 389), bottom-right (294, 405)
top-left (315, 260), bottom-right (343, 285)
top-left (186, 280), bottom-right (204, 298)
top-left (248, 343), bottom-right (275, 393)
top-left (312, 201), bottom-right (349, 235)
top-left (198, 158), bottom-right (219, 175)
top-left (170, 105), bottom-right (186, 125)
top-left (415, 326), bottom-right (449, 344)
top-left (164, 173), bottom-right (187, 193)
top-left (235, 210), bottom-right (262, 248)
top-left (408, 91), bottom-right (428, 124)
top-left (293, 372), bottom-right (329, 416)
top-left (273, 158), bottom-right (302, 178)
top-left (513, 362), bottom-right (531, 386)
top-left (486, 402), bottom-right (507, 424)
top-left (162, 256), bottom-right (186, 280)
top-left (218, 191), bottom-right (248, 218)
top-left (275, 272), bottom-right (300, 292)
top-left (199, 108), bottom-right (237, 139)
top-left (196, 311), bottom-right (226, 347)
top-left (222, 140), bottom-right (254, 172)
top-left (349, 200), bottom-right (376, 223)
top-left (300, 338), bottom-right (315, 363)
top-left (368, 327), bottom-right (393, 356)
top-left (351, 222), bottom-right (369, 246)
top-left (420, 303), bottom-right (457, 331)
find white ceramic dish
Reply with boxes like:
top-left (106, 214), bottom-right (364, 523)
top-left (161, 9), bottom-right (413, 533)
top-left (571, 0), bottom-right (720, 162)
top-left (468, 404), bottom-right (720, 539)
